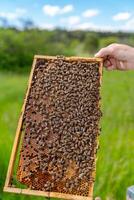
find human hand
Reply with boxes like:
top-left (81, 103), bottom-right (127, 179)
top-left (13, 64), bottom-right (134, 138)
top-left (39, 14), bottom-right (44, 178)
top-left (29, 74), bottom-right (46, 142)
top-left (95, 197), bottom-right (101, 200)
top-left (95, 43), bottom-right (134, 70)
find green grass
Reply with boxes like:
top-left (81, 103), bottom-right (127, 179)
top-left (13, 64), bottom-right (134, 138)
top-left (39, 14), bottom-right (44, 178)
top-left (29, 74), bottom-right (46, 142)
top-left (0, 70), bottom-right (134, 200)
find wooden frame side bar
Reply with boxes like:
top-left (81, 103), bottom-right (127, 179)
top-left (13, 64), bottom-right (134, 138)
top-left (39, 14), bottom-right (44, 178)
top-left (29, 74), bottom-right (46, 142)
top-left (87, 59), bottom-right (103, 196)
top-left (4, 57), bottom-right (37, 188)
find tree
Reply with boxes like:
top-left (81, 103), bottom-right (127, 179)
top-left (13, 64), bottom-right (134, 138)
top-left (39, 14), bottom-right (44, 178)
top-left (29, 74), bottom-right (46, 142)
top-left (19, 19), bottom-right (34, 30)
top-left (0, 17), bottom-right (9, 28)
top-left (99, 36), bottom-right (118, 48)
top-left (84, 33), bottom-right (99, 54)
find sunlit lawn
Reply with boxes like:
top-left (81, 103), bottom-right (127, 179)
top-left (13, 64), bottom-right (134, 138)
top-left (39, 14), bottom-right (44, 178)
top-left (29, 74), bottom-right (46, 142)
top-left (0, 69), bottom-right (134, 200)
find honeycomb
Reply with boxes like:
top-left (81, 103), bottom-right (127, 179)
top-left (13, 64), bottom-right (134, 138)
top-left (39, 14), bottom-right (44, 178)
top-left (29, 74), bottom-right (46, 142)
top-left (17, 56), bottom-right (102, 198)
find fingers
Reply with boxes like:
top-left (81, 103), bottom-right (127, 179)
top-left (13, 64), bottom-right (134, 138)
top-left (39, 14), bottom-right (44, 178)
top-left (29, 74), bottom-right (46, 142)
top-left (104, 56), bottom-right (116, 70)
top-left (111, 59), bottom-right (128, 70)
top-left (95, 45), bottom-right (116, 58)
top-left (95, 48), bottom-right (111, 57)
top-left (104, 58), bottom-right (127, 71)
top-left (118, 60), bottom-right (128, 70)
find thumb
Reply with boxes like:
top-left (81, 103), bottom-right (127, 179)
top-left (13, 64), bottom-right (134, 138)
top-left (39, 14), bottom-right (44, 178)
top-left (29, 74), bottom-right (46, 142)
top-left (95, 46), bottom-right (114, 58)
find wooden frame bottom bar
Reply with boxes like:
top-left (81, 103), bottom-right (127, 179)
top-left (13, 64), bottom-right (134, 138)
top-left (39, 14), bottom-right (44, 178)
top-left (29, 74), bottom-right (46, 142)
top-left (4, 187), bottom-right (92, 200)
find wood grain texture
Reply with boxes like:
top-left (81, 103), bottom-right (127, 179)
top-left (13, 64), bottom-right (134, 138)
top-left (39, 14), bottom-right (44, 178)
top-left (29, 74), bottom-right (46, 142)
top-left (4, 57), bottom-right (37, 187)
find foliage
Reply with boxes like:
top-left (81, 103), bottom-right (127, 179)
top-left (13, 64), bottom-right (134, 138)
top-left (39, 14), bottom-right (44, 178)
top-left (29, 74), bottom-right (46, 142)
top-left (0, 28), bottom-right (134, 72)
top-left (84, 33), bottom-right (99, 54)
top-left (99, 36), bottom-right (119, 48)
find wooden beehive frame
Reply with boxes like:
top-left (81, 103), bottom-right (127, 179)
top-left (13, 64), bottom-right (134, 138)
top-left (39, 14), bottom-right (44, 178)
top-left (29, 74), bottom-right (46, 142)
top-left (4, 55), bottom-right (103, 200)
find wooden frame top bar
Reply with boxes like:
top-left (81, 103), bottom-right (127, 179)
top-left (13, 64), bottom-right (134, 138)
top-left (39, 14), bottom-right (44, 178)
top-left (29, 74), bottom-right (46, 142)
top-left (34, 55), bottom-right (103, 62)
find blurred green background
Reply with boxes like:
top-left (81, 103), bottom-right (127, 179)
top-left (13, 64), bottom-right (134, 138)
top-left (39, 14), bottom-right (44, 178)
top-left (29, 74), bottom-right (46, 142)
top-left (0, 27), bottom-right (134, 200)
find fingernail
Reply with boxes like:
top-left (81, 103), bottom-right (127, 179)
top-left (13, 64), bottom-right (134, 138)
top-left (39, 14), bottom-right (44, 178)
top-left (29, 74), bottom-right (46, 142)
top-left (94, 53), bottom-right (99, 57)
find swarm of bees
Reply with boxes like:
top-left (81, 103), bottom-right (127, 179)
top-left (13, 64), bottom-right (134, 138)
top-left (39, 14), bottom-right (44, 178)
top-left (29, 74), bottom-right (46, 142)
top-left (17, 56), bottom-right (102, 197)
